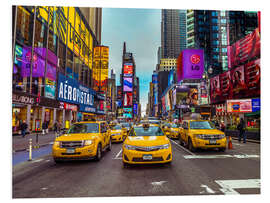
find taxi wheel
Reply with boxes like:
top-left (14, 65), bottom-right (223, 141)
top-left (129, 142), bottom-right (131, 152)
top-left (188, 138), bottom-right (196, 152)
top-left (95, 144), bottom-right (102, 161)
top-left (123, 162), bottom-right (129, 168)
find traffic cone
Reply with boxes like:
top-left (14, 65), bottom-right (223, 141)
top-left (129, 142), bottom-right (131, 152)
top-left (228, 136), bottom-right (233, 149)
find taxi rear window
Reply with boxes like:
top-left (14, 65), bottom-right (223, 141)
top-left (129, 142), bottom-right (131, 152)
top-left (190, 121), bottom-right (215, 130)
top-left (132, 126), bottom-right (164, 136)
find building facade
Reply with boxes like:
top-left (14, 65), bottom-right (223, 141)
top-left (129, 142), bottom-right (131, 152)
top-left (12, 6), bottom-right (104, 134)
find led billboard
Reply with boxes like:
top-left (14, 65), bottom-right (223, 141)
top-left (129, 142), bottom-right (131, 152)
top-left (123, 77), bottom-right (133, 92)
top-left (123, 92), bottom-right (133, 107)
top-left (123, 63), bottom-right (133, 77)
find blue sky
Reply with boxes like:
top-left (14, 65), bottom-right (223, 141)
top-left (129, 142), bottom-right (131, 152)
top-left (101, 8), bottom-right (161, 116)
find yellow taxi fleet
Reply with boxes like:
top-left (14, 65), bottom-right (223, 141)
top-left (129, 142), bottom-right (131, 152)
top-left (179, 120), bottom-right (227, 152)
top-left (110, 124), bottom-right (127, 142)
top-left (52, 121), bottom-right (111, 162)
top-left (122, 123), bottom-right (172, 166)
top-left (169, 123), bottom-right (180, 139)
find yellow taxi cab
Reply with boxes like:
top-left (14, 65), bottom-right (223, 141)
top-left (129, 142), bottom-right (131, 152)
top-left (169, 123), bottom-right (180, 139)
top-left (162, 122), bottom-right (172, 137)
top-left (179, 120), bottom-right (227, 152)
top-left (122, 123), bottom-right (172, 166)
top-left (110, 124), bottom-right (126, 143)
top-left (52, 121), bottom-right (111, 163)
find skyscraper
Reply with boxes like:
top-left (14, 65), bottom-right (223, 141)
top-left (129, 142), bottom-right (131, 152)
top-left (179, 10), bottom-right (187, 53)
top-left (161, 9), bottom-right (181, 58)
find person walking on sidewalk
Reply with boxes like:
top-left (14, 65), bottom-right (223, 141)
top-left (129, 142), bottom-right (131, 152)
top-left (20, 120), bottom-right (28, 138)
top-left (53, 121), bottom-right (59, 135)
top-left (42, 121), bottom-right (46, 135)
top-left (237, 118), bottom-right (246, 143)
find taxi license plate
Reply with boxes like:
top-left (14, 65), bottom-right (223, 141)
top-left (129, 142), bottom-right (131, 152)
top-left (143, 155), bottom-right (152, 160)
top-left (209, 140), bottom-right (216, 144)
top-left (66, 148), bottom-right (75, 153)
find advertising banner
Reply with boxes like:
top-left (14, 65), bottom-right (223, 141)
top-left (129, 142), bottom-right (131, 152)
top-left (228, 28), bottom-right (260, 68)
top-left (245, 59), bottom-right (260, 96)
top-left (133, 104), bottom-right (138, 115)
top-left (57, 73), bottom-right (95, 112)
top-left (123, 63), bottom-right (133, 77)
top-left (123, 92), bottom-right (133, 107)
top-left (177, 49), bottom-right (204, 82)
top-left (123, 77), bottom-right (133, 92)
top-left (123, 108), bottom-right (132, 118)
top-left (227, 99), bottom-right (252, 113)
top-left (168, 70), bottom-right (174, 86)
top-left (230, 65), bottom-right (247, 98)
top-left (161, 96), bottom-right (166, 113)
top-left (252, 98), bottom-right (260, 112)
top-left (176, 85), bottom-right (189, 107)
top-left (210, 75), bottom-right (221, 104)
top-left (187, 88), bottom-right (198, 106)
top-left (45, 78), bottom-right (56, 99)
top-left (21, 47), bottom-right (45, 78)
top-left (117, 86), bottom-right (122, 99)
top-left (219, 70), bottom-right (232, 100)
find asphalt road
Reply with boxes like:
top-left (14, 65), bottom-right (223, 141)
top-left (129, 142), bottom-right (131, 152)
top-left (12, 139), bottom-right (260, 198)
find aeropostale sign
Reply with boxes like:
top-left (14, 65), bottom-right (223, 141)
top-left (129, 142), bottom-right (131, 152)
top-left (57, 73), bottom-right (95, 109)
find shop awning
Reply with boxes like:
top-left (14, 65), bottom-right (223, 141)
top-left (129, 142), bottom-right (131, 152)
top-left (245, 111), bottom-right (260, 117)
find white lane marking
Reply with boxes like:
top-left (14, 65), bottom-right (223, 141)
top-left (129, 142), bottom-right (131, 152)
top-left (215, 179), bottom-right (260, 195)
top-left (41, 187), bottom-right (48, 190)
top-left (151, 181), bottom-right (167, 186)
top-left (200, 185), bottom-right (216, 194)
top-left (170, 139), bottom-right (195, 156)
top-left (183, 154), bottom-right (260, 159)
top-left (32, 159), bottom-right (44, 163)
top-left (113, 149), bottom-right (123, 159)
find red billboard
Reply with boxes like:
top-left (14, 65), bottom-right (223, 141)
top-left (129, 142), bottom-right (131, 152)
top-left (123, 92), bottom-right (132, 107)
top-left (228, 28), bottom-right (260, 68)
top-left (123, 63), bottom-right (133, 77)
top-left (210, 75), bottom-right (221, 103)
top-left (219, 70), bottom-right (232, 100)
top-left (230, 65), bottom-right (247, 98)
top-left (244, 59), bottom-right (260, 96)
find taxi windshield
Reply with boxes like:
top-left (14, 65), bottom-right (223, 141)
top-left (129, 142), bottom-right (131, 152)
top-left (67, 123), bottom-right (99, 134)
top-left (190, 121), bottom-right (215, 130)
top-left (132, 126), bottom-right (164, 136)
top-left (122, 123), bottom-right (130, 127)
top-left (112, 125), bottom-right (121, 130)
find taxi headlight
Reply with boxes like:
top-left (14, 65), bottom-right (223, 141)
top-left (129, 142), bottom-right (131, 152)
top-left (195, 134), bottom-right (204, 139)
top-left (219, 134), bottom-right (225, 139)
top-left (159, 144), bottom-right (170, 149)
top-left (53, 141), bottom-right (60, 147)
top-left (84, 140), bottom-right (94, 146)
top-left (124, 144), bottom-right (136, 150)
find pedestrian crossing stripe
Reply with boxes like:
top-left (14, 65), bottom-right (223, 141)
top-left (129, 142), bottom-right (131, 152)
top-left (183, 154), bottom-right (260, 159)
top-left (215, 179), bottom-right (260, 195)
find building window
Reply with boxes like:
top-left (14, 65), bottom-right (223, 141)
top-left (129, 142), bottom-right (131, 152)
top-left (34, 18), bottom-right (47, 48)
top-left (16, 6), bottom-right (34, 47)
top-left (66, 48), bottom-right (73, 78)
top-left (58, 41), bottom-right (66, 74)
top-left (48, 30), bottom-right (58, 54)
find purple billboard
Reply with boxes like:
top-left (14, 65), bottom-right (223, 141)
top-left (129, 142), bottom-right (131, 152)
top-left (123, 77), bottom-right (133, 92)
top-left (177, 49), bottom-right (204, 82)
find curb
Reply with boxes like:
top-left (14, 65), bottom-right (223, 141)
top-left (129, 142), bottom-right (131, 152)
top-left (231, 137), bottom-right (260, 144)
top-left (13, 142), bottom-right (52, 153)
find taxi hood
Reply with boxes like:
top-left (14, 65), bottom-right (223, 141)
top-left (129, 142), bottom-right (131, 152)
top-left (125, 136), bottom-right (169, 146)
top-left (189, 129), bottom-right (224, 135)
top-left (55, 133), bottom-right (98, 141)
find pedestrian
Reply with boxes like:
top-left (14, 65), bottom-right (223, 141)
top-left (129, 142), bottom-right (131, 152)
top-left (220, 121), bottom-right (226, 132)
top-left (46, 121), bottom-right (49, 134)
top-left (53, 121), bottom-right (59, 135)
top-left (20, 120), bottom-right (28, 138)
top-left (42, 121), bottom-right (46, 135)
top-left (237, 118), bottom-right (246, 143)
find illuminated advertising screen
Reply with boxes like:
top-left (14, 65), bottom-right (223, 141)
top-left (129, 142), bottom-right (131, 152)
top-left (123, 92), bottom-right (133, 107)
top-left (230, 65), bottom-right (247, 98)
top-left (176, 85), bottom-right (189, 106)
top-left (227, 99), bottom-right (252, 113)
top-left (210, 75), bottom-right (221, 104)
top-left (219, 70), bottom-right (231, 100)
top-left (124, 63), bottom-right (133, 77)
top-left (123, 77), bottom-right (133, 92)
top-left (177, 49), bottom-right (204, 82)
top-left (168, 70), bottom-right (174, 86)
top-left (123, 108), bottom-right (132, 118)
top-left (228, 28), bottom-right (260, 68)
top-left (244, 59), bottom-right (260, 97)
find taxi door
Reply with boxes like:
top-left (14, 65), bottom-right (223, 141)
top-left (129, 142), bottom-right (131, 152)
top-left (100, 122), bottom-right (107, 149)
top-left (182, 121), bottom-right (189, 144)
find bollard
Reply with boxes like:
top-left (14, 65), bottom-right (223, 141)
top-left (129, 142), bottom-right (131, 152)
top-left (28, 138), bottom-right (32, 161)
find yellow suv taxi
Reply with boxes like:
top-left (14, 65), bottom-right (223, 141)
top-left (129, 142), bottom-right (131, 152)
top-left (110, 124), bottom-right (127, 142)
top-left (162, 122), bottom-right (172, 138)
top-left (52, 121), bottom-right (111, 162)
top-left (122, 123), bottom-right (172, 166)
top-left (170, 123), bottom-right (180, 139)
top-left (179, 120), bottom-right (227, 152)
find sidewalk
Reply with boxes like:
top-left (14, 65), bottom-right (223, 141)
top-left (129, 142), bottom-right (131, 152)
top-left (12, 131), bottom-right (57, 152)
